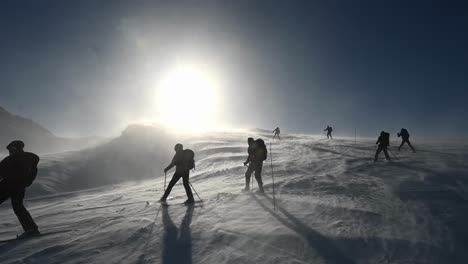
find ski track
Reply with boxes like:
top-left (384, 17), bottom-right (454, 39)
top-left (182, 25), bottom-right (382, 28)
top-left (1, 133), bottom-right (467, 263)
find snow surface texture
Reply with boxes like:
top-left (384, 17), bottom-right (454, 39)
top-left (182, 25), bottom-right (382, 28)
top-left (1, 131), bottom-right (468, 264)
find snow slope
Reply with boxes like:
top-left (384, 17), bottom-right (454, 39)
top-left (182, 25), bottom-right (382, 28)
top-left (1, 132), bottom-right (468, 264)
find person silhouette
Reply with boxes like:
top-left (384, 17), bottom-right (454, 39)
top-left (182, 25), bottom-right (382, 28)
top-left (374, 131), bottom-right (391, 162)
top-left (272, 127), bottom-right (281, 140)
top-left (397, 128), bottom-right (416, 153)
top-left (0, 140), bottom-right (40, 238)
top-left (160, 143), bottom-right (194, 204)
top-left (243, 138), bottom-right (267, 193)
top-left (324, 126), bottom-right (333, 139)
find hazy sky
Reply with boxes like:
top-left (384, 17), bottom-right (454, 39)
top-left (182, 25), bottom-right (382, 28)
top-left (1, 0), bottom-right (467, 138)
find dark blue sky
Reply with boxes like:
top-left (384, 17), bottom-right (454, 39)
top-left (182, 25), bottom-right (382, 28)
top-left (1, 0), bottom-right (467, 138)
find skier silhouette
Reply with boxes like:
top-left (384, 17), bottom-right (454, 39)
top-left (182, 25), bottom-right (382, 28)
top-left (0, 141), bottom-right (40, 238)
top-left (398, 128), bottom-right (416, 153)
top-left (160, 143), bottom-right (194, 205)
top-left (272, 127), bottom-right (281, 140)
top-left (324, 126), bottom-right (333, 139)
top-left (243, 138), bottom-right (267, 193)
top-left (374, 131), bottom-right (391, 162)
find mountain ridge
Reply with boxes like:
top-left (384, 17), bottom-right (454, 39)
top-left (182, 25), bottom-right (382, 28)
top-left (0, 105), bottom-right (101, 153)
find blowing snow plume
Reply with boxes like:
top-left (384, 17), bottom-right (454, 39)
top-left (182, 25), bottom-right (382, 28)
top-left (27, 125), bottom-right (175, 197)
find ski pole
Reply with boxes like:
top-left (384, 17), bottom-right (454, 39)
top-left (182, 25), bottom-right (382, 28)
top-left (354, 128), bottom-right (356, 145)
top-left (164, 172), bottom-right (167, 191)
top-left (270, 141), bottom-right (276, 210)
top-left (189, 181), bottom-right (203, 202)
top-left (388, 148), bottom-right (400, 161)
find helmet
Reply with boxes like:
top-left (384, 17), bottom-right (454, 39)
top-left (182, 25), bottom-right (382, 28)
top-left (7, 140), bottom-right (25, 151)
top-left (174, 143), bottom-right (183, 152)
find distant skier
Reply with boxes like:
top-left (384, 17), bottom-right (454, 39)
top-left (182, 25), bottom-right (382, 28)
top-left (374, 131), bottom-right (391, 162)
top-left (272, 127), bottom-right (281, 140)
top-left (243, 138), bottom-right (267, 193)
top-left (160, 143), bottom-right (194, 205)
top-left (0, 141), bottom-right (40, 238)
top-left (324, 126), bottom-right (333, 139)
top-left (397, 128), bottom-right (416, 153)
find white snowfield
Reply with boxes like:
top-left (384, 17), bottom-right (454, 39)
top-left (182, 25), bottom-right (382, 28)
top-left (1, 131), bottom-right (468, 264)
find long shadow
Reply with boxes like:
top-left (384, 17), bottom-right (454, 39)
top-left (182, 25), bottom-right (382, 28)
top-left (162, 205), bottom-right (194, 264)
top-left (251, 194), bottom-right (356, 264)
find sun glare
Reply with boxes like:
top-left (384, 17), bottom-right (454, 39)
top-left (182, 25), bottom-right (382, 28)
top-left (155, 64), bottom-right (221, 131)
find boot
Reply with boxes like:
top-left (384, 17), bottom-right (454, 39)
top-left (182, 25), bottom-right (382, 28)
top-left (17, 229), bottom-right (40, 239)
top-left (183, 198), bottom-right (195, 205)
top-left (257, 184), bottom-right (265, 194)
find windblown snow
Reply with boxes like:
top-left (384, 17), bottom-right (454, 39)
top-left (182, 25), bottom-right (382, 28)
top-left (1, 130), bottom-right (467, 264)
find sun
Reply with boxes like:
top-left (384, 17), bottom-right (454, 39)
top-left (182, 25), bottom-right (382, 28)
top-left (155, 63), bottom-right (221, 131)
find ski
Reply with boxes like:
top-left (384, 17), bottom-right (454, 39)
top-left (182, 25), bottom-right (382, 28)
top-left (242, 189), bottom-right (266, 196)
top-left (146, 196), bottom-right (176, 206)
top-left (0, 229), bottom-right (74, 244)
top-left (160, 200), bottom-right (203, 207)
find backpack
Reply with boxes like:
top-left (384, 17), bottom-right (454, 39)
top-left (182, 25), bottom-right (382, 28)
top-left (23, 152), bottom-right (39, 187)
top-left (382, 132), bottom-right (390, 146)
top-left (183, 149), bottom-right (195, 170)
top-left (25, 167), bottom-right (38, 187)
top-left (401, 129), bottom-right (409, 138)
top-left (255, 139), bottom-right (268, 161)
